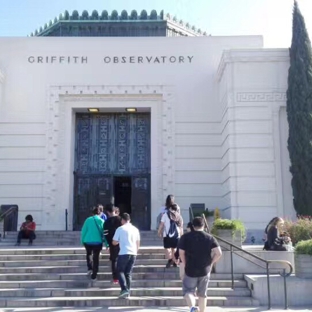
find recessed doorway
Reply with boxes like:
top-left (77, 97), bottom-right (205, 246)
top-left (73, 112), bottom-right (151, 230)
top-left (114, 176), bottom-right (132, 215)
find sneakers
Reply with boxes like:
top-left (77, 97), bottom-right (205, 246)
top-left (90, 272), bottom-right (97, 281)
top-left (87, 270), bottom-right (92, 277)
top-left (190, 307), bottom-right (199, 312)
top-left (118, 290), bottom-right (130, 298)
top-left (112, 279), bottom-right (119, 285)
top-left (165, 259), bottom-right (173, 268)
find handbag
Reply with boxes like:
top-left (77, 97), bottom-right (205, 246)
top-left (93, 217), bottom-right (107, 246)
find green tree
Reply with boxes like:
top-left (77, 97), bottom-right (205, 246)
top-left (286, 1), bottom-right (312, 216)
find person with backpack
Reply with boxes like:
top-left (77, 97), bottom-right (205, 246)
top-left (157, 203), bottom-right (183, 268)
top-left (156, 194), bottom-right (180, 230)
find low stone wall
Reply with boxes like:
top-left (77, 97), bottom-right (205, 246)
top-left (245, 274), bottom-right (312, 306)
top-left (215, 250), bottom-right (294, 274)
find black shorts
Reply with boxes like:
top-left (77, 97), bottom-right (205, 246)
top-left (163, 237), bottom-right (179, 249)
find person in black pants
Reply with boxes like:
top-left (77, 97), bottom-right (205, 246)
top-left (81, 206), bottom-right (106, 281)
top-left (266, 217), bottom-right (291, 251)
top-left (104, 204), bottom-right (122, 284)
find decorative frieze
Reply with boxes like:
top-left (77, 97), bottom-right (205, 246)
top-left (236, 92), bottom-right (286, 102)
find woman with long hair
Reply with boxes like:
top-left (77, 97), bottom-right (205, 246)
top-left (266, 217), bottom-right (291, 251)
top-left (156, 194), bottom-right (180, 229)
top-left (157, 203), bottom-right (183, 268)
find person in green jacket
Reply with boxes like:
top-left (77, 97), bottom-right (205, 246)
top-left (81, 206), bottom-right (107, 281)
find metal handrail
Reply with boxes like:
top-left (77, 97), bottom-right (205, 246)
top-left (0, 206), bottom-right (18, 239)
top-left (189, 206), bottom-right (194, 221)
top-left (199, 213), bottom-right (293, 310)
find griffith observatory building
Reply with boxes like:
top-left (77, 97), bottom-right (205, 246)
top-left (0, 10), bottom-right (296, 238)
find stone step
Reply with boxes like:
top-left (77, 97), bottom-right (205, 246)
top-left (0, 265), bottom-right (183, 274)
top-left (1, 239), bottom-right (162, 243)
top-left (0, 242), bottom-right (163, 247)
top-left (0, 287), bottom-right (251, 298)
top-left (4, 231), bottom-right (158, 236)
top-left (0, 272), bottom-right (244, 281)
top-left (0, 296), bottom-right (259, 307)
top-left (0, 279), bottom-right (247, 289)
top-left (0, 247), bottom-right (165, 255)
top-left (0, 253), bottom-right (167, 261)
top-left (0, 259), bottom-right (168, 267)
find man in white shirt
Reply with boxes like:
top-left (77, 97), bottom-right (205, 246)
top-left (112, 213), bottom-right (140, 298)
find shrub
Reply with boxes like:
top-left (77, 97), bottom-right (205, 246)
top-left (295, 239), bottom-right (312, 255)
top-left (284, 217), bottom-right (312, 245)
top-left (211, 218), bottom-right (246, 241)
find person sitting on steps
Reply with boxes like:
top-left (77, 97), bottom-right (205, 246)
top-left (266, 217), bottom-right (292, 251)
top-left (15, 215), bottom-right (36, 246)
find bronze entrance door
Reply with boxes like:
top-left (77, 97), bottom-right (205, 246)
top-left (73, 113), bottom-right (151, 230)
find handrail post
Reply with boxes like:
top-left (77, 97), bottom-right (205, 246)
top-left (283, 269), bottom-right (288, 310)
top-left (266, 262), bottom-right (271, 310)
top-left (230, 245), bottom-right (234, 289)
top-left (65, 209), bottom-right (68, 231)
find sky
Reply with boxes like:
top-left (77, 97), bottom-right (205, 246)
top-left (0, 0), bottom-right (311, 47)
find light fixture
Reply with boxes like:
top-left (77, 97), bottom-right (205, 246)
top-left (125, 108), bottom-right (137, 112)
top-left (88, 108), bottom-right (99, 113)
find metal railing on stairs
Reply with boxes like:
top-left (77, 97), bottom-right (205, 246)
top-left (0, 206), bottom-right (18, 239)
top-left (188, 207), bottom-right (293, 310)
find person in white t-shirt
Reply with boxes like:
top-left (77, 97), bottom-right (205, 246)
top-left (112, 213), bottom-right (140, 299)
top-left (158, 204), bottom-right (183, 268)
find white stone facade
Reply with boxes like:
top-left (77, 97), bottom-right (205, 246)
top-left (0, 36), bottom-right (295, 236)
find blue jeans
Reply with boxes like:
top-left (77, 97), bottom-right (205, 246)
top-left (117, 254), bottom-right (136, 292)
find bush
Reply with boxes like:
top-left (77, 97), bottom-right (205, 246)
top-left (284, 218), bottom-right (312, 245)
top-left (211, 219), bottom-right (246, 240)
top-left (295, 239), bottom-right (312, 255)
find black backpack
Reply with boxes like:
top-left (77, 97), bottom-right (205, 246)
top-left (166, 212), bottom-right (179, 239)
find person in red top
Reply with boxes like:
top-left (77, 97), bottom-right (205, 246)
top-left (15, 215), bottom-right (36, 246)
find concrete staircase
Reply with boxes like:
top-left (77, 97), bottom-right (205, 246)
top-left (0, 242), bottom-right (259, 308)
top-left (0, 231), bottom-right (162, 246)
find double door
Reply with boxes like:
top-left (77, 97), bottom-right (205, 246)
top-left (73, 174), bottom-right (150, 230)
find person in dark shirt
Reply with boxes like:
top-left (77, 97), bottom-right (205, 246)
top-left (178, 217), bottom-right (222, 312)
top-left (266, 217), bottom-right (291, 251)
top-left (174, 222), bottom-right (194, 280)
top-left (103, 204), bottom-right (122, 284)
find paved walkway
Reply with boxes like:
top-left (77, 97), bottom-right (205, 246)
top-left (0, 307), bottom-right (310, 312)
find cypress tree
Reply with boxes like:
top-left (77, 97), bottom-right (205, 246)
top-left (286, 1), bottom-right (312, 216)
